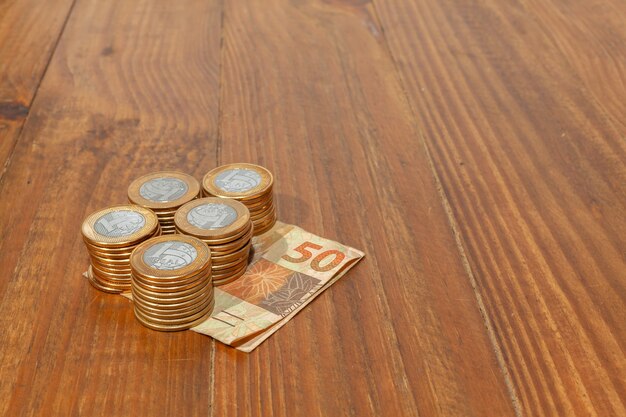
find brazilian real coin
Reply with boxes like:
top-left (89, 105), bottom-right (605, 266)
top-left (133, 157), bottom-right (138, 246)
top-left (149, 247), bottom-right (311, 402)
top-left (82, 205), bottom-right (160, 293)
top-left (129, 235), bottom-right (214, 331)
top-left (201, 163), bottom-right (277, 236)
top-left (128, 171), bottom-right (201, 234)
top-left (174, 197), bottom-right (251, 241)
top-left (175, 197), bottom-right (253, 285)
top-left (202, 163), bottom-right (273, 200)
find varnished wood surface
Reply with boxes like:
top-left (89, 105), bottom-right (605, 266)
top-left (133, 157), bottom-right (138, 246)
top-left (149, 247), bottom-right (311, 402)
top-left (0, 0), bottom-right (75, 170)
top-left (0, 0), bottom-right (624, 416)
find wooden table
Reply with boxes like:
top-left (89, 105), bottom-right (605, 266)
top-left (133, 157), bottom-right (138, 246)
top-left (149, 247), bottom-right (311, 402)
top-left (1, 0), bottom-right (624, 416)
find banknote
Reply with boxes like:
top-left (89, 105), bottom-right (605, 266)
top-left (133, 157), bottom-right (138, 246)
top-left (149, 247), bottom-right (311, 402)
top-left (92, 221), bottom-right (364, 352)
top-left (192, 222), bottom-right (364, 351)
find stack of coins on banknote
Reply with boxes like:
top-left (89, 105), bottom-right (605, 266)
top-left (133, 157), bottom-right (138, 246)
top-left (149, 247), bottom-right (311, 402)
top-left (81, 205), bottom-right (161, 293)
top-left (128, 171), bottom-right (201, 234)
top-left (174, 197), bottom-right (253, 286)
top-left (130, 235), bottom-right (214, 331)
top-left (202, 163), bottom-right (276, 236)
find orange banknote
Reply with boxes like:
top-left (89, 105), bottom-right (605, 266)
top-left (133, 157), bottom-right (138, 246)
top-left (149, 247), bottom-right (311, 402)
top-left (192, 221), bottom-right (364, 352)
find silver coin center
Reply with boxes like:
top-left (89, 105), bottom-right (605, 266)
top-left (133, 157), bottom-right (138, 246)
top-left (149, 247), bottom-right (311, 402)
top-left (214, 169), bottom-right (262, 193)
top-left (187, 203), bottom-right (238, 230)
top-left (94, 210), bottom-right (146, 237)
top-left (139, 177), bottom-right (188, 202)
top-left (143, 241), bottom-right (198, 270)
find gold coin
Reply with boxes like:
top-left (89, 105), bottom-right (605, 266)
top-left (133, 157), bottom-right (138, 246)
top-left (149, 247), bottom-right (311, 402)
top-left (212, 260), bottom-right (247, 279)
top-left (130, 235), bottom-right (211, 280)
top-left (212, 263), bottom-right (247, 281)
top-left (89, 262), bottom-right (130, 274)
top-left (252, 211), bottom-right (277, 228)
top-left (89, 254), bottom-right (132, 266)
top-left (82, 205), bottom-right (159, 248)
top-left (135, 297), bottom-right (214, 321)
top-left (213, 264), bottom-right (247, 286)
top-left (90, 267), bottom-right (131, 281)
top-left (88, 267), bottom-right (130, 289)
top-left (195, 222), bottom-right (252, 246)
top-left (87, 248), bottom-right (134, 259)
top-left (134, 299), bottom-right (213, 325)
top-left (132, 286), bottom-right (213, 311)
top-left (135, 301), bottom-right (214, 323)
top-left (253, 217), bottom-right (278, 236)
top-left (208, 227), bottom-right (253, 253)
top-left (132, 272), bottom-right (210, 295)
top-left (87, 272), bottom-right (126, 294)
top-left (134, 295), bottom-right (214, 318)
top-left (202, 163), bottom-right (273, 200)
top-left (133, 306), bottom-right (212, 332)
top-left (128, 171), bottom-right (201, 211)
top-left (247, 197), bottom-right (274, 213)
top-left (82, 238), bottom-right (142, 254)
top-left (131, 262), bottom-right (211, 285)
top-left (211, 240), bottom-right (251, 264)
top-left (250, 205), bottom-right (276, 223)
top-left (132, 279), bottom-right (213, 305)
top-left (212, 253), bottom-right (249, 271)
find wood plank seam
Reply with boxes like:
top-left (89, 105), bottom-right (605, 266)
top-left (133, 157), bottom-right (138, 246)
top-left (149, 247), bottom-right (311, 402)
top-left (215, 0), bottom-right (226, 169)
top-left (0, 0), bottom-right (78, 186)
top-left (368, 3), bottom-right (523, 415)
top-left (210, 3), bottom-right (225, 416)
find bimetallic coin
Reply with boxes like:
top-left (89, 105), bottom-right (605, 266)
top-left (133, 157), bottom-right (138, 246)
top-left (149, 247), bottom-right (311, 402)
top-left (94, 210), bottom-right (145, 237)
top-left (175, 197), bottom-right (251, 240)
top-left (128, 171), bottom-right (200, 210)
top-left (82, 205), bottom-right (158, 247)
top-left (139, 177), bottom-right (188, 202)
top-left (143, 241), bottom-right (198, 270)
top-left (187, 203), bottom-right (237, 229)
top-left (131, 235), bottom-right (210, 281)
top-left (202, 163), bottom-right (273, 200)
top-left (214, 169), bottom-right (261, 193)
top-left (131, 260), bottom-right (212, 285)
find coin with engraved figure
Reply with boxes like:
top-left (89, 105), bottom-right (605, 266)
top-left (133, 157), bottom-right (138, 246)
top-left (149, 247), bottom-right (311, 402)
top-left (143, 241), bottom-right (198, 270)
top-left (214, 169), bottom-right (262, 193)
top-left (139, 177), bottom-right (189, 202)
top-left (94, 210), bottom-right (146, 237)
top-left (187, 203), bottom-right (238, 230)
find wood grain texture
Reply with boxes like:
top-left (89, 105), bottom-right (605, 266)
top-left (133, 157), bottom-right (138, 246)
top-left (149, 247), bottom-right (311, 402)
top-left (0, 0), bottom-right (222, 415)
top-left (212, 0), bottom-right (516, 416)
top-left (2, 0), bottom-right (624, 415)
top-left (0, 0), bottom-right (75, 171)
top-left (373, 0), bottom-right (626, 415)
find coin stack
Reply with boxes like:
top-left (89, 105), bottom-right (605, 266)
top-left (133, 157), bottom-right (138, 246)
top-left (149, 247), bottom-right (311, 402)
top-left (128, 171), bottom-right (201, 234)
top-left (130, 235), bottom-right (214, 331)
top-left (82, 205), bottom-right (161, 293)
top-left (202, 163), bottom-right (276, 236)
top-left (175, 197), bottom-right (253, 286)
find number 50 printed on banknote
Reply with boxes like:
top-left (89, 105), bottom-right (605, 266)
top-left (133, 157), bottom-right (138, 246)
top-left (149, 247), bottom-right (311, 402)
top-left (192, 222), bottom-right (365, 352)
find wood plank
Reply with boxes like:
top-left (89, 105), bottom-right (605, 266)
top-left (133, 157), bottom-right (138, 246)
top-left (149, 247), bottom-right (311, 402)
top-left (0, 0), bottom-right (75, 170)
top-left (373, 0), bottom-right (626, 415)
top-left (212, 1), bottom-right (517, 416)
top-left (0, 0), bottom-right (222, 415)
